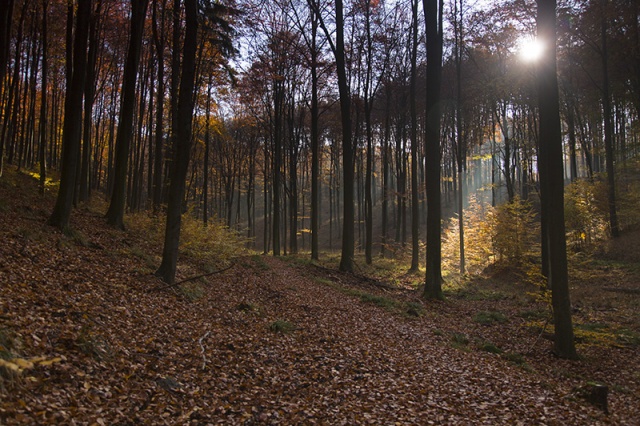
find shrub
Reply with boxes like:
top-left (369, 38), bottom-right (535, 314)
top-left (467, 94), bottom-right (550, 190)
top-left (488, 197), bottom-right (539, 265)
top-left (128, 211), bottom-right (245, 270)
top-left (442, 195), bottom-right (495, 275)
top-left (564, 179), bottom-right (609, 250)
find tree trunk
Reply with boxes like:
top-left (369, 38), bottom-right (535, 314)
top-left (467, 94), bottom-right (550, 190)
top-left (423, 0), bottom-right (444, 299)
top-left (310, 1), bottom-right (320, 261)
top-left (537, 0), bottom-right (577, 359)
top-left (79, 0), bottom-right (101, 203)
top-left (455, 0), bottom-right (466, 274)
top-left (105, 0), bottom-right (149, 229)
top-left (49, 0), bottom-right (92, 230)
top-left (600, 0), bottom-right (619, 237)
top-left (38, 0), bottom-right (47, 195)
top-left (334, 0), bottom-right (355, 272)
top-left (410, 0), bottom-right (420, 272)
top-left (155, 0), bottom-right (198, 284)
top-left (152, 0), bottom-right (167, 212)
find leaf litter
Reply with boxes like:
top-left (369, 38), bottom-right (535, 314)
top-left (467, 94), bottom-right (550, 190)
top-left (0, 168), bottom-right (638, 424)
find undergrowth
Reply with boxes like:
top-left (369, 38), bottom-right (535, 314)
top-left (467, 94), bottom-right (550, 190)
top-left (127, 211), bottom-right (246, 270)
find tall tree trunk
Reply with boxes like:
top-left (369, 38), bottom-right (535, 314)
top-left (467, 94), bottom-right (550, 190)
top-left (152, 0), bottom-right (167, 211)
top-left (203, 74), bottom-right (212, 226)
top-left (363, 1), bottom-right (374, 266)
top-left (380, 84), bottom-right (391, 258)
top-left (600, 0), bottom-right (619, 237)
top-left (310, 1), bottom-right (320, 261)
top-left (333, 0), bottom-right (355, 272)
top-left (455, 0), bottom-right (466, 274)
top-left (155, 0), bottom-right (198, 284)
top-left (38, 0), bottom-right (47, 194)
top-left (423, 0), bottom-right (444, 299)
top-left (409, 0), bottom-right (420, 272)
top-left (79, 0), bottom-right (101, 203)
top-left (49, 0), bottom-right (92, 230)
top-left (106, 0), bottom-right (149, 229)
top-left (0, 0), bottom-right (14, 99)
top-left (537, 0), bottom-right (577, 359)
top-left (272, 79), bottom-right (283, 256)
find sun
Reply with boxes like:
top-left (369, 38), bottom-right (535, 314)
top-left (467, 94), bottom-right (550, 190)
top-left (518, 37), bottom-right (545, 62)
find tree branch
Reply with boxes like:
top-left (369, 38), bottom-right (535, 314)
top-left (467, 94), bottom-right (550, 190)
top-left (151, 262), bottom-right (236, 291)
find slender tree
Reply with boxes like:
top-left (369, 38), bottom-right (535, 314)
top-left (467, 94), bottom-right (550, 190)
top-left (38, 0), bottom-right (48, 195)
top-left (152, 0), bottom-right (168, 211)
top-left (537, 0), bottom-right (577, 359)
top-left (78, 0), bottom-right (102, 203)
top-left (49, 0), bottom-right (92, 230)
top-left (600, 0), bottom-right (619, 238)
top-left (156, 0), bottom-right (199, 284)
top-left (105, 0), bottom-right (149, 229)
top-left (409, 0), bottom-right (420, 272)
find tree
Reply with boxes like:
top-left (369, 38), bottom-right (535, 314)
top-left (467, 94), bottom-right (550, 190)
top-left (313, 0), bottom-right (355, 271)
top-left (38, 0), bottom-right (48, 195)
top-left (49, 0), bottom-right (92, 230)
top-left (453, 0), bottom-right (467, 274)
top-left (155, 0), bottom-right (199, 284)
top-left (537, 0), bottom-right (577, 359)
top-left (423, 0), bottom-right (444, 299)
top-left (78, 0), bottom-right (103, 203)
top-left (599, 0), bottom-right (619, 237)
top-left (105, 0), bottom-right (149, 229)
top-left (409, 0), bottom-right (420, 272)
top-left (151, 0), bottom-right (169, 212)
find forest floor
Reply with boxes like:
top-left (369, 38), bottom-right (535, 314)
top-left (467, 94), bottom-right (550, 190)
top-left (1, 166), bottom-right (639, 425)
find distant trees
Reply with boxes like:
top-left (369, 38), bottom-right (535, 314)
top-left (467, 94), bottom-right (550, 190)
top-left (1, 0), bottom-right (639, 344)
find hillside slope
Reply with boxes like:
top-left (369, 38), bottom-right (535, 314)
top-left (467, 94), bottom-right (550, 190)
top-left (1, 167), bottom-right (638, 424)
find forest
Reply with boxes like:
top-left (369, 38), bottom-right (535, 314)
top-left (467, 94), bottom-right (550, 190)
top-left (1, 0), bottom-right (640, 423)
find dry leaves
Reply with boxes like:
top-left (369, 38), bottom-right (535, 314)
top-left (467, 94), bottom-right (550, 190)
top-left (0, 168), bottom-right (638, 424)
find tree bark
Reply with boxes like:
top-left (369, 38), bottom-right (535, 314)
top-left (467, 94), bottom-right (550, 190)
top-left (537, 0), bottom-right (578, 359)
top-left (310, 1), bottom-right (320, 261)
top-left (423, 0), bottom-right (444, 299)
top-left (78, 0), bottom-right (102, 203)
top-left (106, 0), bottom-right (149, 229)
top-left (38, 0), bottom-right (47, 195)
top-left (333, 0), bottom-right (355, 272)
top-left (155, 0), bottom-right (198, 284)
top-left (600, 0), bottom-right (619, 237)
top-left (49, 0), bottom-right (92, 230)
top-left (410, 0), bottom-right (420, 272)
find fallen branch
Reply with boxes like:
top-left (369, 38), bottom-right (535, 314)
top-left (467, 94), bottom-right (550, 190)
top-left (198, 331), bottom-right (211, 371)
top-left (526, 315), bottom-right (552, 355)
top-left (150, 262), bottom-right (235, 291)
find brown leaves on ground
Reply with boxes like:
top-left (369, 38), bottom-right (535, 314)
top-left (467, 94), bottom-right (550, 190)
top-left (1, 168), bottom-right (638, 424)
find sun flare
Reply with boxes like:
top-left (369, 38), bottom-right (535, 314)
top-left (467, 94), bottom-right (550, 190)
top-left (519, 37), bottom-right (545, 62)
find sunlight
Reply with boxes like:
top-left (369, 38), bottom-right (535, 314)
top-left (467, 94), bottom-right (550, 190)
top-left (518, 37), bottom-right (545, 62)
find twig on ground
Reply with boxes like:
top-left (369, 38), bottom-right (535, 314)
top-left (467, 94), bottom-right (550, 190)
top-left (527, 315), bottom-right (552, 355)
top-left (150, 263), bottom-right (235, 291)
top-left (199, 331), bottom-right (211, 371)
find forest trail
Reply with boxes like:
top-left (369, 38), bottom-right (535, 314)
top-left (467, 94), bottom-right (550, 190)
top-left (1, 168), bottom-right (638, 424)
